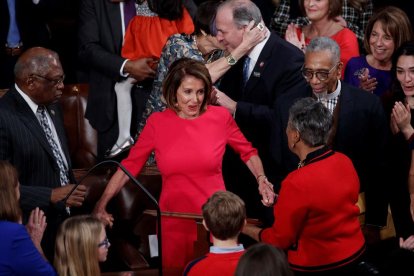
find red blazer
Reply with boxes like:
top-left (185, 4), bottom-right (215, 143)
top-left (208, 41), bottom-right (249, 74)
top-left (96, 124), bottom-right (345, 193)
top-left (261, 149), bottom-right (365, 272)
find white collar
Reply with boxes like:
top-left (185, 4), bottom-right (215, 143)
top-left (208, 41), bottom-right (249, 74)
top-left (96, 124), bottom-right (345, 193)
top-left (15, 84), bottom-right (39, 115)
top-left (312, 79), bottom-right (342, 100)
top-left (247, 28), bottom-right (270, 66)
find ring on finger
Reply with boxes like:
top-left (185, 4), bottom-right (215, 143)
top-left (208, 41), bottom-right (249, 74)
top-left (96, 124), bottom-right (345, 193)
top-left (257, 23), bottom-right (264, 31)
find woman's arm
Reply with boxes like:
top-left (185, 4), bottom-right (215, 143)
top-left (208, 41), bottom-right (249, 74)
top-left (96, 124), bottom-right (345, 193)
top-left (206, 21), bottom-right (266, 83)
top-left (245, 155), bottom-right (276, 206)
top-left (409, 151), bottom-right (414, 221)
top-left (242, 223), bottom-right (263, 241)
top-left (93, 170), bottom-right (130, 227)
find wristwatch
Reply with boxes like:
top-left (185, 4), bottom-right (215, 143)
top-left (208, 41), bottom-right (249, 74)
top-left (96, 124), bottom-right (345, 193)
top-left (226, 54), bottom-right (237, 66)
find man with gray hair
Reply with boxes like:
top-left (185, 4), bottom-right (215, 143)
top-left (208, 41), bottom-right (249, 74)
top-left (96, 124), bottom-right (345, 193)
top-left (213, 0), bottom-right (307, 225)
top-left (275, 37), bottom-right (389, 244)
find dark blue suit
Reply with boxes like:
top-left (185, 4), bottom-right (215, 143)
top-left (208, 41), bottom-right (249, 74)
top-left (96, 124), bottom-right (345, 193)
top-left (0, 0), bottom-right (55, 88)
top-left (218, 33), bottom-right (307, 223)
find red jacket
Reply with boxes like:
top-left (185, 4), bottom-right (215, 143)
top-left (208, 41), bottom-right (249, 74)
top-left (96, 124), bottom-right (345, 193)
top-left (261, 149), bottom-right (365, 272)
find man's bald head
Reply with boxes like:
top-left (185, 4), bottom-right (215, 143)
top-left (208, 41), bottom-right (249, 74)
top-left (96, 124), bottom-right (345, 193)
top-left (14, 47), bottom-right (60, 83)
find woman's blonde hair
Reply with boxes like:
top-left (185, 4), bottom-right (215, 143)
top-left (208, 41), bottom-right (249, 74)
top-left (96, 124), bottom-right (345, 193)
top-left (0, 161), bottom-right (21, 222)
top-left (54, 215), bottom-right (103, 276)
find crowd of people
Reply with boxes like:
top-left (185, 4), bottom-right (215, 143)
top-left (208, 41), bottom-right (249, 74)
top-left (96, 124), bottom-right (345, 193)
top-left (2, 0), bottom-right (414, 275)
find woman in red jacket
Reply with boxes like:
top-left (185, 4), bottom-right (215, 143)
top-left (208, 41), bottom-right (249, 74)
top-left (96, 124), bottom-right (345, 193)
top-left (243, 97), bottom-right (366, 275)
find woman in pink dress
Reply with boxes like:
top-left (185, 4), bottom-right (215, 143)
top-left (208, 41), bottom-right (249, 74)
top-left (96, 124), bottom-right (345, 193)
top-left (93, 58), bottom-right (275, 273)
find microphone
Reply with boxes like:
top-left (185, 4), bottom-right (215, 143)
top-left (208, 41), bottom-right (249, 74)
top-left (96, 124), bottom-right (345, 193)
top-left (61, 160), bottom-right (162, 275)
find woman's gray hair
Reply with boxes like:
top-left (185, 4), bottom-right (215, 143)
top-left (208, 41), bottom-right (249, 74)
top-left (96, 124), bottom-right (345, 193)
top-left (288, 97), bottom-right (333, 147)
top-left (219, 0), bottom-right (262, 28)
top-left (305, 37), bottom-right (341, 64)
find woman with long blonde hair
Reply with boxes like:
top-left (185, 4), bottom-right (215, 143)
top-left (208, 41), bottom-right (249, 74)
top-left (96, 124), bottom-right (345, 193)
top-left (54, 215), bottom-right (110, 276)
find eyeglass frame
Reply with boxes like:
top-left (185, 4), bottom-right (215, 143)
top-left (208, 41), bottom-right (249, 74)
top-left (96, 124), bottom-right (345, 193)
top-left (98, 237), bottom-right (110, 248)
top-left (301, 63), bottom-right (339, 81)
top-left (30, 74), bottom-right (65, 86)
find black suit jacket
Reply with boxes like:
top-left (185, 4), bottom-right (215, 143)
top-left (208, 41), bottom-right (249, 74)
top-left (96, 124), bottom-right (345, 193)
top-left (275, 82), bottom-right (389, 226)
top-left (0, 88), bottom-right (74, 216)
top-left (78, 0), bottom-right (197, 133)
top-left (0, 0), bottom-right (53, 48)
top-left (218, 33), bottom-right (307, 221)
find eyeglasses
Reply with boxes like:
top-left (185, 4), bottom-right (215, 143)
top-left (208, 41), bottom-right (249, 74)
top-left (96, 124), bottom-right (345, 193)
top-left (98, 237), bottom-right (110, 248)
top-left (301, 63), bottom-right (339, 81)
top-left (30, 74), bottom-right (65, 86)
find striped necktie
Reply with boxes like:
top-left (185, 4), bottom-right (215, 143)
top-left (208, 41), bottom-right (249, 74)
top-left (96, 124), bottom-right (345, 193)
top-left (36, 106), bottom-right (69, 186)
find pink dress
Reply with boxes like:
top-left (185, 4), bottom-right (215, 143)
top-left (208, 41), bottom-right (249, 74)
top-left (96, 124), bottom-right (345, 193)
top-left (122, 105), bottom-right (257, 271)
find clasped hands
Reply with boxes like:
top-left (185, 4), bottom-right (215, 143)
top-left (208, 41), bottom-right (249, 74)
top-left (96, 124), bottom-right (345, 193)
top-left (258, 176), bottom-right (277, 207)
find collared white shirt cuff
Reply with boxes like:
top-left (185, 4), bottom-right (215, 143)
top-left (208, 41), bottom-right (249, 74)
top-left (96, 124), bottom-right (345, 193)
top-left (120, 59), bottom-right (129, 77)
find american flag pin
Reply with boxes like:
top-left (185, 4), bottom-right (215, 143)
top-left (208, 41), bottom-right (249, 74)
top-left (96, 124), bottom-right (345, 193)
top-left (259, 61), bottom-right (265, 67)
top-left (253, 72), bottom-right (261, 77)
top-left (51, 110), bottom-right (55, 116)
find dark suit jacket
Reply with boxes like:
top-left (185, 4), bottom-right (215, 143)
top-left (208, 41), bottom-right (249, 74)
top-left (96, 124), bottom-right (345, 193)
top-left (275, 82), bottom-right (389, 226)
top-left (78, 0), bottom-right (197, 134)
top-left (0, 88), bottom-right (74, 217)
top-left (0, 0), bottom-right (52, 48)
top-left (218, 33), bottom-right (307, 221)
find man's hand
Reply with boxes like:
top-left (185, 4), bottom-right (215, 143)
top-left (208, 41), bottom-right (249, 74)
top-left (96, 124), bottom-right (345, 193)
top-left (25, 207), bottom-right (47, 248)
top-left (51, 184), bottom-right (87, 207)
top-left (124, 58), bottom-right (156, 81)
top-left (215, 88), bottom-right (237, 115)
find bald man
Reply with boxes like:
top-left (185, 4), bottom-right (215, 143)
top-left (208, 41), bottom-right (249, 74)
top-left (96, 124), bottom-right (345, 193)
top-left (0, 47), bottom-right (86, 260)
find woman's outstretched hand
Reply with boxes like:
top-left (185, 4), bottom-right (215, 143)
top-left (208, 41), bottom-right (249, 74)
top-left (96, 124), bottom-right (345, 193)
top-left (258, 176), bottom-right (276, 207)
top-left (93, 205), bottom-right (114, 228)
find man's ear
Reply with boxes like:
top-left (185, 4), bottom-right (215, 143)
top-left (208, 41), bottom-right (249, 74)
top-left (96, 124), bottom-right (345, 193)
top-left (202, 219), bottom-right (209, 231)
top-left (337, 62), bottom-right (344, 79)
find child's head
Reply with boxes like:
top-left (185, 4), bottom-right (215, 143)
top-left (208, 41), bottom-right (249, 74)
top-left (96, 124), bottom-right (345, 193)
top-left (54, 215), bottom-right (108, 276)
top-left (202, 191), bottom-right (246, 240)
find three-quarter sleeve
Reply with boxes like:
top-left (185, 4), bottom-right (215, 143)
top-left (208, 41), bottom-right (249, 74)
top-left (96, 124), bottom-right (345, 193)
top-left (225, 110), bottom-right (258, 162)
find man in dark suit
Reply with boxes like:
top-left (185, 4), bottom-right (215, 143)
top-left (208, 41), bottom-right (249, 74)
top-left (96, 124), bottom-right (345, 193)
top-left (78, 0), bottom-right (197, 160)
top-left (0, 47), bottom-right (87, 260)
top-left (214, 0), bottom-right (307, 224)
top-left (0, 0), bottom-right (57, 89)
top-left (78, 0), bottom-right (158, 160)
top-left (275, 37), bottom-right (389, 243)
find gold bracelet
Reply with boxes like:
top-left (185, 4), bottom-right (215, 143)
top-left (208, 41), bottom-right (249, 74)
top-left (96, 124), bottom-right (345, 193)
top-left (256, 175), bottom-right (267, 181)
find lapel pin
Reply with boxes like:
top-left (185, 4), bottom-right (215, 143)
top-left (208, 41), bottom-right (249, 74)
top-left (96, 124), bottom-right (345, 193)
top-left (253, 72), bottom-right (261, 78)
top-left (50, 110), bottom-right (55, 116)
top-left (259, 61), bottom-right (264, 67)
